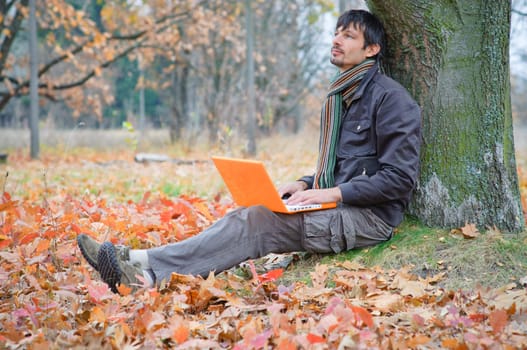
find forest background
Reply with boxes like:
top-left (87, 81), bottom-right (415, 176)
top-left (0, 0), bottom-right (526, 155)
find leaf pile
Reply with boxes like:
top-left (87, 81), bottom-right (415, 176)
top-left (1, 186), bottom-right (527, 349)
top-left (2, 150), bottom-right (527, 349)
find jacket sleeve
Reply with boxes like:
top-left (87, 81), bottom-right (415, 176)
top-left (338, 89), bottom-right (421, 206)
top-left (298, 174), bottom-right (314, 189)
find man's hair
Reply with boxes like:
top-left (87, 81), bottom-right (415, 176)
top-left (336, 9), bottom-right (386, 62)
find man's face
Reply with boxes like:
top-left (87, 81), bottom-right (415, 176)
top-left (331, 24), bottom-right (377, 72)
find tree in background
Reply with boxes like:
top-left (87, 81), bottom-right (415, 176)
top-left (368, 1), bottom-right (524, 232)
top-left (146, 0), bottom-right (333, 147)
top-left (0, 0), bottom-right (202, 127)
top-left (1, 0), bottom-right (334, 152)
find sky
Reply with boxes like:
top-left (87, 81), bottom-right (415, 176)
top-left (511, 0), bottom-right (527, 79)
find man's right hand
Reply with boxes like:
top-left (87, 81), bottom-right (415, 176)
top-left (277, 181), bottom-right (308, 199)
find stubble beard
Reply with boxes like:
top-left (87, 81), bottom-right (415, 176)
top-left (330, 56), bottom-right (343, 68)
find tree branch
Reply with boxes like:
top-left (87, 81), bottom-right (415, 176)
top-left (0, 0), bottom-right (29, 78)
top-left (0, 1), bottom-right (205, 110)
top-left (512, 8), bottom-right (527, 16)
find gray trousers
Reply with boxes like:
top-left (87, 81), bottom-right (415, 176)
top-left (147, 205), bottom-right (393, 283)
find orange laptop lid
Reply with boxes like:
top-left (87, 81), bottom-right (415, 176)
top-left (211, 156), bottom-right (337, 214)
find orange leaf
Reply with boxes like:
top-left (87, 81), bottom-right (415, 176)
top-left (173, 324), bottom-right (189, 344)
top-left (35, 238), bottom-right (50, 254)
top-left (0, 200), bottom-right (14, 212)
top-left (193, 201), bottom-right (214, 222)
top-left (117, 283), bottom-right (132, 296)
top-left (306, 333), bottom-right (325, 344)
top-left (441, 338), bottom-right (460, 349)
top-left (89, 306), bottom-right (107, 323)
top-left (350, 305), bottom-right (374, 328)
top-left (489, 309), bottom-right (508, 334)
top-left (407, 334), bottom-right (431, 347)
top-left (276, 338), bottom-right (296, 350)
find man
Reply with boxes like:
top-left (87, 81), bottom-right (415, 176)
top-left (78, 9), bottom-right (421, 293)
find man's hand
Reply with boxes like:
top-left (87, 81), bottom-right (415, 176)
top-left (277, 181), bottom-right (308, 198)
top-left (286, 187), bottom-right (342, 205)
top-left (278, 181), bottom-right (342, 205)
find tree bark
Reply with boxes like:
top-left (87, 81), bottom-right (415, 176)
top-left (367, 0), bottom-right (524, 232)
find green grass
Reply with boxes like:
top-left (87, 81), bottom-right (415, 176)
top-left (276, 216), bottom-right (527, 290)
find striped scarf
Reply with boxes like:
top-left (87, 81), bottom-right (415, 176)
top-left (313, 59), bottom-right (376, 189)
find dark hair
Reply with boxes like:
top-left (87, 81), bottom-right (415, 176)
top-left (336, 9), bottom-right (386, 62)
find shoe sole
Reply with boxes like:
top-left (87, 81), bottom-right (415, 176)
top-left (77, 234), bottom-right (98, 270)
top-left (98, 242), bottom-right (122, 294)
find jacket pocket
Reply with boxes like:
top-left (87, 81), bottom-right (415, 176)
top-left (340, 119), bottom-right (374, 156)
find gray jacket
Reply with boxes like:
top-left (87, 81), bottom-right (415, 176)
top-left (300, 65), bottom-right (422, 227)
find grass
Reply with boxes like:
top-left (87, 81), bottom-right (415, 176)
top-left (277, 216), bottom-right (527, 290)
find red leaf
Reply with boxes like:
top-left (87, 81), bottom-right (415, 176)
top-left (258, 268), bottom-right (283, 283)
top-left (19, 232), bottom-right (39, 245)
top-left (469, 313), bottom-right (486, 323)
top-left (70, 223), bottom-right (82, 234)
top-left (306, 333), bottom-right (325, 344)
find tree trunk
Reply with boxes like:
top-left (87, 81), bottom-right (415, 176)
top-left (367, 0), bottom-right (524, 232)
top-left (245, 0), bottom-right (257, 156)
top-left (29, 0), bottom-right (39, 159)
top-left (169, 66), bottom-right (189, 143)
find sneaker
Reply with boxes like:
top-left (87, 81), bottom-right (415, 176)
top-left (77, 234), bottom-right (129, 270)
top-left (97, 241), bottom-right (142, 293)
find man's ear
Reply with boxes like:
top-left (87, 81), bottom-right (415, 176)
top-left (365, 43), bottom-right (381, 58)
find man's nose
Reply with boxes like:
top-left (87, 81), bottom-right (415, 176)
top-left (333, 33), bottom-right (342, 46)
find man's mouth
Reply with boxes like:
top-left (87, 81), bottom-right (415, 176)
top-left (331, 47), bottom-right (343, 56)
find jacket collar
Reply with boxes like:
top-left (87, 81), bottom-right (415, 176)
top-left (348, 63), bottom-right (379, 103)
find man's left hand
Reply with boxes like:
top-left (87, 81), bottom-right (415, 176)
top-left (285, 187), bottom-right (342, 205)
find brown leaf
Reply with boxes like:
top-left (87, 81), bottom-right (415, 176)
top-left (461, 223), bottom-right (480, 239)
top-left (310, 264), bottom-right (328, 289)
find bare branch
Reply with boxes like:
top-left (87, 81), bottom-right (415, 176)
top-left (512, 8), bottom-right (527, 16)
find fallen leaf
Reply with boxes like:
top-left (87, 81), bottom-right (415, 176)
top-left (461, 223), bottom-right (480, 239)
top-left (489, 309), bottom-right (508, 334)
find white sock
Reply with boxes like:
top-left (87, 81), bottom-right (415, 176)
top-left (129, 249), bottom-right (151, 269)
top-left (142, 269), bottom-right (155, 286)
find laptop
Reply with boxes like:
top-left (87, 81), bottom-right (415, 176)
top-left (211, 156), bottom-right (337, 214)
